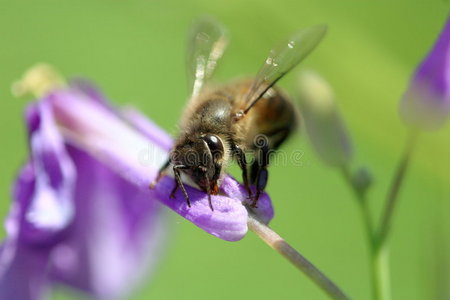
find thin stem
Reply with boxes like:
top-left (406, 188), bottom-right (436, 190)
top-left (367, 130), bottom-right (419, 300)
top-left (247, 211), bottom-right (351, 300)
top-left (377, 130), bottom-right (419, 248)
top-left (372, 245), bottom-right (391, 300)
top-left (340, 166), bottom-right (375, 245)
top-left (340, 166), bottom-right (380, 300)
top-left (339, 130), bottom-right (418, 300)
top-left (357, 199), bottom-right (384, 300)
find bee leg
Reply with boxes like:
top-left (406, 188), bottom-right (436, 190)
top-left (172, 165), bottom-right (191, 208)
top-left (250, 137), bottom-right (270, 208)
top-left (150, 159), bottom-right (171, 189)
top-left (207, 193), bottom-right (214, 211)
top-left (232, 144), bottom-right (253, 200)
top-left (170, 181), bottom-right (178, 198)
top-left (204, 176), bottom-right (214, 211)
top-left (253, 168), bottom-right (268, 207)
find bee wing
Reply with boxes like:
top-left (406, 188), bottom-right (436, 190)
top-left (186, 17), bottom-right (228, 98)
top-left (240, 24), bottom-right (327, 115)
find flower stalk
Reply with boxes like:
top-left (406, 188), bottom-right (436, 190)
top-left (370, 130), bottom-right (418, 300)
top-left (340, 129), bottom-right (419, 300)
top-left (377, 130), bottom-right (419, 247)
top-left (372, 245), bottom-right (391, 300)
top-left (340, 166), bottom-right (380, 300)
top-left (247, 210), bottom-right (351, 300)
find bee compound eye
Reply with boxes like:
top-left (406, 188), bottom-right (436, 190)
top-left (202, 134), bottom-right (224, 154)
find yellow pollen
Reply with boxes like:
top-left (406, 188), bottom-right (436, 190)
top-left (11, 63), bottom-right (66, 98)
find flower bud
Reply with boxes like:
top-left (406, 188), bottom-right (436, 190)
top-left (399, 17), bottom-right (450, 130)
top-left (297, 70), bottom-right (353, 166)
top-left (352, 167), bottom-right (373, 195)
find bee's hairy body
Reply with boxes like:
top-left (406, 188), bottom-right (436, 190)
top-left (171, 80), bottom-right (297, 207)
top-left (180, 80), bottom-right (297, 152)
top-left (151, 18), bottom-right (326, 210)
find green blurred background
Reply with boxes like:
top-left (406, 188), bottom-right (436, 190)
top-left (0, 1), bottom-right (449, 299)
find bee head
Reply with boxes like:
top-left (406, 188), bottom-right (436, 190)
top-left (171, 134), bottom-right (225, 194)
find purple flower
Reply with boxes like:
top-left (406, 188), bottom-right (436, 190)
top-left (0, 70), bottom-right (274, 299)
top-left (0, 97), bottom-right (166, 300)
top-left (399, 16), bottom-right (450, 130)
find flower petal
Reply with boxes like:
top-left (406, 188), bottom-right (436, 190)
top-left (152, 176), bottom-right (248, 241)
top-left (0, 99), bottom-right (78, 298)
top-left (415, 17), bottom-right (450, 100)
top-left (0, 241), bottom-right (51, 300)
top-left (22, 102), bottom-right (76, 243)
top-left (121, 106), bottom-right (173, 152)
top-left (49, 145), bottom-right (167, 299)
top-left (0, 164), bottom-right (52, 300)
top-left (4, 73), bottom-right (173, 299)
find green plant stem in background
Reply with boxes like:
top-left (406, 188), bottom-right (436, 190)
top-left (247, 211), bottom-right (351, 300)
top-left (340, 166), bottom-right (380, 300)
top-left (341, 166), bottom-right (390, 300)
top-left (371, 130), bottom-right (419, 300)
top-left (377, 130), bottom-right (419, 247)
top-left (341, 130), bottom-right (419, 300)
top-left (372, 244), bottom-right (391, 300)
top-left (340, 167), bottom-right (374, 244)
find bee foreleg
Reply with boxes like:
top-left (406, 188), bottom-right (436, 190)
top-left (232, 144), bottom-right (253, 200)
top-left (172, 165), bottom-right (191, 208)
top-left (253, 168), bottom-right (268, 207)
top-left (250, 136), bottom-right (270, 208)
top-left (170, 181), bottom-right (178, 198)
top-left (150, 159), bottom-right (171, 189)
top-left (203, 174), bottom-right (215, 211)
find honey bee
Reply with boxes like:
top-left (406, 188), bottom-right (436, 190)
top-left (152, 18), bottom-right (326, 210)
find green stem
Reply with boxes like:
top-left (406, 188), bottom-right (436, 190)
top-left (340, 166), bottom-right (374, 244)
top-left (341, 130), bottom-right (418, 300)
top-left (247, 211), bottom-right (351, 300)
top-left (377, 130), bottom-right (419, 246)
top-left (372, 245), bottom-right (391, 300)
top-left (341, 167), bottom-right (379, 300)
top-left (369, 129), bottom-right (419, 300)
top-left (358, 200), bottom-right (383, 300)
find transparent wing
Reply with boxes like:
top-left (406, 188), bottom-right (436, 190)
top-left (241, 24), bottom-right (327, 115)
top-left (186, 17), bottom-right (228, 98)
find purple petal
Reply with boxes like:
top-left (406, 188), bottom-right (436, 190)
top-left (152, 176), bottom-right (248, 241)
top-left (400, 16), bottom-right (450, 129)
top-left (21, 102), bottom-right (76, 243)
top-left (49, 145), bottom-right (167, 299)
top-left (415, 17), bottom-right (450, 98)
top-left (2, 95), bottom-right (169, 299)
top-left (0, 241), bottom-right (51, 300)
top-left (220, 176), bottom-right (274, 224)
top-left (8, 164), bottom-right (35, 240)
top-left (70, 78), bottom-right (112, 108)
top-left (0, 164), bottom-right (52, 300)
top-left (121, 106), bottom-right (173, 152)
